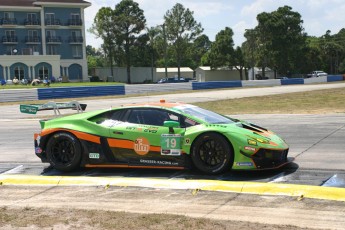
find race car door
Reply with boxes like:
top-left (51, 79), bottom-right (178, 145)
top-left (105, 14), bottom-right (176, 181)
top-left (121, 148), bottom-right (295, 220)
top-left (108, 108), bottom-right (187, 168)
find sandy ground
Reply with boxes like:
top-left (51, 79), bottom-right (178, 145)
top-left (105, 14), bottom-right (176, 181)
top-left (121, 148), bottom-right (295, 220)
top-left (0, 185), bottom-right (344, 230)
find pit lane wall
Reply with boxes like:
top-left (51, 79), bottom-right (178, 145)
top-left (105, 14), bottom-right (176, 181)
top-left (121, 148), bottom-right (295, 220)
top-left (0, 75), bottom-right (343, 102)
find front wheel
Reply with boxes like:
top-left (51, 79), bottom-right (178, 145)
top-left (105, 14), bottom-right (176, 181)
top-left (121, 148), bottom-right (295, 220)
top-left (191, 133), bottom-right (233, 174)
top-left (46, 132), bottom-right (82, 172)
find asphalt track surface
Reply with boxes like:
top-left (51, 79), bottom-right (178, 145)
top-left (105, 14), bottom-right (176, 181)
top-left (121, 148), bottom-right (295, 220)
top-left (0, 83), bottom-right (345, 229)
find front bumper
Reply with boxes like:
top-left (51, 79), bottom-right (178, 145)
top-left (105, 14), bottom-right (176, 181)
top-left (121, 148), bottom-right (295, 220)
top-left (239, 148), bottom-right (290, 170)
top-left (252, 148), bottom-right (289, 169)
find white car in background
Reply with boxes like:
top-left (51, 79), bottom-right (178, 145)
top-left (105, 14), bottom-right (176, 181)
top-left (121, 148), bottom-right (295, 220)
top-left (308, 71), bottom-right (328, 78)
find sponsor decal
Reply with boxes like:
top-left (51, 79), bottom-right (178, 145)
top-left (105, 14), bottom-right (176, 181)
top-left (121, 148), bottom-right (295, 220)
top-left (35, 147), bottom-right (42, 154)
top-left (135, 126), bottom-right (159, 132)
top-left (144, 128), bottom-right (158, 134)
top-left (89, 153), bottom-right (100, 159)
top-left (134, 137), bottom-right (150, 155)
top-left (185, 138), bottom-right (191, 145)
top-left (161, 134), bottom-right (181, 156)
top-left (236, 162), bottom-right (254, 167)
top-left (244, 146), bottom-right (256, 152)
top-left (140, 159), bottom-right (178, 166)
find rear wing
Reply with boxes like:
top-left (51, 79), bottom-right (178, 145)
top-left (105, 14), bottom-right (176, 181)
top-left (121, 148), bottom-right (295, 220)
top-left (20, 101), bottom-right (87, 116)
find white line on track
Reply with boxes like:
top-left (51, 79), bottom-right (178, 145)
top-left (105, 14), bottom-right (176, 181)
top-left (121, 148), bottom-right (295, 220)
top-left (1, 165), bottom-right (24, 175)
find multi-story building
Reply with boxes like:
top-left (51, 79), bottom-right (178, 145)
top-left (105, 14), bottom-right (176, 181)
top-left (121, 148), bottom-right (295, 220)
top-left (0, 0), bottom-right (91, 82)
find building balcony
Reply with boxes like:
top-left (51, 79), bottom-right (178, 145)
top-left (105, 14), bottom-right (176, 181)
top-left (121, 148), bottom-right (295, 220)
top-left (25, 36), bottom-right (41, 44)
top-left (45, 19), bottom-right (61, 26)
top-left (46, 36), bottom-right (62, 44)
top-left (1, 18), bottom-right (17, 26)
top-left (2, 36), bottom-right (18, 44)
top-left (68, 36), bottom-right (83, 43)
top-left (24, 19), bottom-right (41, 26)
top-left (67, 19), bottom-right (82, 26)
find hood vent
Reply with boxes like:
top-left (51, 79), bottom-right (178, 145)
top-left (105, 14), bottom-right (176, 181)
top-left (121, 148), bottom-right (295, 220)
top-left (242, 123), bottom-right (265, 133)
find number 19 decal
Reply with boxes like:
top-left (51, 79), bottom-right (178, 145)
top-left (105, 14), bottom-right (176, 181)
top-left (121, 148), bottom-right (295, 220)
top-left (161, 134), bottom-right (182, 156)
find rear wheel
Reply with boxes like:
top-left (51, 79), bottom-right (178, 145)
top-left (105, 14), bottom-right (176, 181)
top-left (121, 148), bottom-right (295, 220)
top-left (191, 133), bottom-right (233, 174)
top-left (46, 132), bottom-right (82, 172)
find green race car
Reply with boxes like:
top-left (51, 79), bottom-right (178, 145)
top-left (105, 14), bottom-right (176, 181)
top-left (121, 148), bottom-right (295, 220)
top-left (25, 100), bottom-right (290, 174)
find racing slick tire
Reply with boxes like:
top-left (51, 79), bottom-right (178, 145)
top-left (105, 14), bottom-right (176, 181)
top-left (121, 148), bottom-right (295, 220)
top-left (46, 132), bottom-right (82, 172)
top-left (191, 133), bottom-right (233, 174)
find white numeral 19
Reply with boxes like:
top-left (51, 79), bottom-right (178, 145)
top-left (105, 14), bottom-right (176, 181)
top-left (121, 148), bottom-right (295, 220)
top-left (165, 138), bottom-right (177, 148)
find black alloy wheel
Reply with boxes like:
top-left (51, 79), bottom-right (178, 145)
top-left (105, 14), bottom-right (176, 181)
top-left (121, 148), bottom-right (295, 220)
top-left (46, 132), bottom-right (82, 172)
top-left (191, 133), bottom-right (233, 174)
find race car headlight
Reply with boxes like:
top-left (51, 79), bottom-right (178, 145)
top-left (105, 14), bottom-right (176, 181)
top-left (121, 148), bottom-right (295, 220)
top-left (247, 137), bottom-right (270, 145)
top-left (247, 139), bottom-right (257, 146)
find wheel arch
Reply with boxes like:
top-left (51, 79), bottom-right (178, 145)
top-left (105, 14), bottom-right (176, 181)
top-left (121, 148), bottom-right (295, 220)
top-left (42, 129), bottom-right (79, 148)
top-left (190, 131), bottom-right (235, 158)
top-left (45, 130), bottom-right (84, 171)
top-left (41, 129), bottom-right (85, 160)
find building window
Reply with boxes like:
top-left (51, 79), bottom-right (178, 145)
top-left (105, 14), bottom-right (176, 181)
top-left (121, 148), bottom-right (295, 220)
top-left (47, 45), bottom-right (58, 55)
top-left (28, 45), bottom-right (39, 53)
top-left (3, 30), bottom-right (17, 43)
top-left (6, 46), bottom-right (17, 55)
top-left (28, 30), bottom-right (38, 37)
top-left (27, 13), bottom-right (38, 25)
top-left (4, 12), bottom-right (14, 20)
top-left (46, 30), bottom-right (55, 38)
top-left (28, 30), bottom-right (39, 42)
top-left (5, 30), bottom-right (15, 38)
top-left (71, 30), bottom-right (81, 38)
top-left (72, 45), bottom-right (82, 58)
top-left (14, 66), bottom-right (24, 80)
top-left (45, 13), bottom-right (56, 25)
top-left (70, 13), bottom-right (81, 25)
top-left (39, 66), bottom-right (49, 79)
top-left (3, 12), bottom-right (15, 25)
top-left (46, 30), bottom-right (61, 43)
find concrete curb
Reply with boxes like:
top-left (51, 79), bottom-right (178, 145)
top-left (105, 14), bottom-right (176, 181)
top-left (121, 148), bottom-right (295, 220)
top-left (1, 175), bottom-right (344, 202)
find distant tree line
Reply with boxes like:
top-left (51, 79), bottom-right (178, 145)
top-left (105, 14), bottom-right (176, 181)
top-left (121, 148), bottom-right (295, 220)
top-left (88, 1), bottom-right (345, 83)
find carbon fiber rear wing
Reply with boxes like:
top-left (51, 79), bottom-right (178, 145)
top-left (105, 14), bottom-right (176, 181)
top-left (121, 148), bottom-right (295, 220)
top-left (20, 101), bottom-right (87, 116)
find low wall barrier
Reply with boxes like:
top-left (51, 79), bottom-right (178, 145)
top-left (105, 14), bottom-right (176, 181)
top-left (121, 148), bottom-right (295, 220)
top-left (192, 81), bottom-right (242, 90)
top-left (242, 79), bottom-right (281, 87)
top-left (125, 82), bottom-right (192, 95)
top-left (0, 89), bottom-right (38, 103)
top-left (327, 75), bottom-right (343, 82)
top-left (0, 75), bottom-right (344, 103)
top-left (281, 78), bottom-right (304, 85)
top-left (37, 85), bottom-right (125, 100)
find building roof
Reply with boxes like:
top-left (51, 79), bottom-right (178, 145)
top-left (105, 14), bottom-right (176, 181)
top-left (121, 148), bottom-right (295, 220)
top-left (156, 67), bottom-right (193, 73)
top-left (0, 0), bottom-right (91, 7)
top-left (197, 66), bottom-right (211, 71)
top-left (197, 66), bottom-right (246, 71)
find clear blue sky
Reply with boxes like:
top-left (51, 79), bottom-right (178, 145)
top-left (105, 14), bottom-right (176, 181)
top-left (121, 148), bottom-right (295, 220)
top-left (85, 0), bottom-right (345, 48)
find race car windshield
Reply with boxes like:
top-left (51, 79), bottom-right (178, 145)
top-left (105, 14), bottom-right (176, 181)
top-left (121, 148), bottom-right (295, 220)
top-left (179, 106), bottom-right (235, 124)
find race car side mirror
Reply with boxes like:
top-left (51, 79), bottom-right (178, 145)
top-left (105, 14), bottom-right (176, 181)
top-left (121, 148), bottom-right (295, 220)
top-left (163, 121), bottom-right (180, 128)
top-left (163, 121), bottom-right (180, 134)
